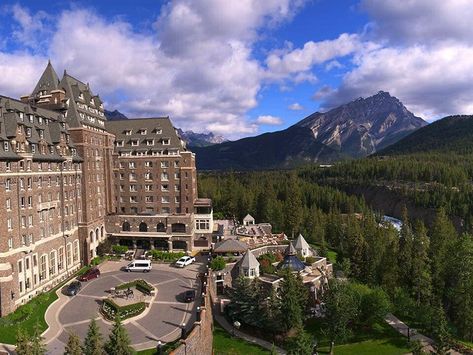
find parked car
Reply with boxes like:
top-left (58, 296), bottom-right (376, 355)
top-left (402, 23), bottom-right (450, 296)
top-left (175, 256), bottom-right (196, 268)
top-left (66, 281), bottom-right (82, 296)
top-left (125, 259), bottom-right (152, 272)
top-left (78, 268), bottom-right (100, 281)
top-left (184, 290), bottom-right (196, 303)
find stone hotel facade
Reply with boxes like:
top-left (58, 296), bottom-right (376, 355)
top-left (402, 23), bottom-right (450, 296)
top-left (0, 62), bottom-right (212, 316)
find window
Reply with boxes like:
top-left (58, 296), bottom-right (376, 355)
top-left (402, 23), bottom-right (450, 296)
top-left (140, 129), bottom-right (147, 135)
top-left (161, 196), bottom-right (170, 203)
top-left (49, 251), bottom-right (56, 275)
top-left (129, 185), bottom-right (137, 192)
top-left (66, 244), bottom-right (72, 267)
top-left (40, 255), bottom-right (47, 281)
top-left (6, 198), bottom-right (11, 210)
top-left (161, 172), bottom-right (169, 181)
top-left (122, 221), bottom-right (131, 231)
top-left (73, 241), bottom-right (79, 262)
top-left (129, 173), bottom-right (136, 181)
top-left (157, 223), bottom-right (166, 232)
top-left (129, 162), bottom-right (136, 169)
top-left (5, 179), bottom-right (11, 191)
top-left (162, 138), bottom-right (170, 145)
top-left (146, 139), bottom-right (154, 146)
top-left (145, 196), bottom-right (153, 203)
top-left (171, 223), bottom-right (186, 233)
top-left (145, 184), bottom-right (153, 191)
top-left (125, 130), bottom-right (132, 135)
top-left (161, 161), bottom-right (169, 168)
top-left (58, 247), bottom-right (64, 270)
top-left (161, 184), bottom-right (169, 191)
top-left (155, 128), bottom-right (162, 134)
top-left (145, 161), bottom-right (153, 167)
top-left (139, 222), bottom-right (148, 232)
top-left (130, 196), bottom-right (137, 203)
top-left (131, 140), bottom-right (139, 146)
top-left (4, 142), bottom-right (9, 151)
top-left (145, 172), bottom-right (152, 180)
top-left (196, 219), bottom-right (210, 230)
top-left (8, 237), bottom-right (13, 249)
top-left (7, 218), bottom-right (12, 230)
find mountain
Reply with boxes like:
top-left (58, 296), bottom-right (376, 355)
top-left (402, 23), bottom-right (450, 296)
top-left (105, 109), bottom-right (128, 120)
top-left (104, 110), bottom-right (225, 146)
top-left (177, 129), bottom-right (226, 147)
top-left (193, 91), bottom-right (427, 170)
top-left (296, 91), bottom-right (426, 157)
top-left (378, 115), bottom-right (473, 156)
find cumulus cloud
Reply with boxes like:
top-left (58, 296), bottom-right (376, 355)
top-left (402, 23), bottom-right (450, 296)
top-left (255, 115), bottom-right (283, 125)
top-left (288, 102), bottom-right (303, 110)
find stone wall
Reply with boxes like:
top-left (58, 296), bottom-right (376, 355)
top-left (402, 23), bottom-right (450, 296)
top-left (171, 280), bottom-right (213, 355)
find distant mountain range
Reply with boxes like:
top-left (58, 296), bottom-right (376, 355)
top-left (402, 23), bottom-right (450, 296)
top-left (192, 91), bottom-right (427, 170)
top-left (104, 110), bottom-right (226, 147)
top-left (378, 115), bottom-right (473, 156)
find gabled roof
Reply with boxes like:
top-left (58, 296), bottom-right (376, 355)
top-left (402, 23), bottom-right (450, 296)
top-left (213, 239), bottom-right (248, 253)
top-left (32, 61), bottom-right (60, 95)
top-left (239, 250), bottom-right (259, 269)
top-left (243, 214), bottom-right (255, 222)
top-left (293, 234), bottom-right (310, 250)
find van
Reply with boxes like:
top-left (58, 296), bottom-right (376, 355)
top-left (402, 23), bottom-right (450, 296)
top-left (125, 259), bottom-right (152, 273)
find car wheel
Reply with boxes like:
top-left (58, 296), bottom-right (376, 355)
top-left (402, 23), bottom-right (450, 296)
top-left (96, 274), bottom-right (99, 278)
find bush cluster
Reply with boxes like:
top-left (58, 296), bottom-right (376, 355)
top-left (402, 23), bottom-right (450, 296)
top-left (102, 299), bottom-right (146, 320)
top-left (148, 250), bottom-right (186, 262)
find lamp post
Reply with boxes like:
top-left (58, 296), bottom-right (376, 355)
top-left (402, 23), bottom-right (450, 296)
top-left (156, 340), bottom-right (162, 355)
top-left (233, 320), bottom-right (241, 336)
top-left (181, 323), bottom-right (186, 339)
top-left (196, 306), bottom-right (201, 322)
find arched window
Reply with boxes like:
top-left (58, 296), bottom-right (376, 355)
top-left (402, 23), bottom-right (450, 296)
top-left (171, 223), bottom-right (186, 233)
top-left (139, 222), bottom-right (148, 232)
top-left (89, 231), bottom-right (94, 242)
top-left (122, 221), bottom-right (130, 231)
top-left (101, 226), bottom-right (104, 238)
top-left (95, 228), bottom-right (100, 241)
top-left (157, 223), bottom-right (166, 233)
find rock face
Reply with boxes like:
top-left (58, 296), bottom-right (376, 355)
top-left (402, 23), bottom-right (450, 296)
top-left (193, 91), bottom-right (427, 170)
top-left (177, 129), bottom-right (227, 147)
top-left (104, 109), bottom-right (128, 121)
top-left (296, 91), bottom-right (427, 157)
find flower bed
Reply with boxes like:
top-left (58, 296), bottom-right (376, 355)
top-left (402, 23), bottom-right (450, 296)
top-left (101, 298), bottom-right (146, 320)
top-left (116, 279), bottom-right (154, 295)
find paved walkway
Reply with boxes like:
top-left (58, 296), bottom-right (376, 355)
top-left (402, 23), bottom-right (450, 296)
top-left (212, 300), bottom-right (286, 354)
top-left (385, 313), bottom-right (461, 355)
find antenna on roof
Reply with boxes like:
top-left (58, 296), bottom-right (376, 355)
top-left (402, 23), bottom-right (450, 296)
top-left (64, 69), bottom-right (67, 76)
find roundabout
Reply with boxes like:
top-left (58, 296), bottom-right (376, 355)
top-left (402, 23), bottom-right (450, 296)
top-left (45, 260), bottom-right (203, 352)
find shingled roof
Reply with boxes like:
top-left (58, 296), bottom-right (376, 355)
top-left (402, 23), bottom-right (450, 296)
top-left (213, 239), bottom-right (249, 253)
top-left (238, 250), bottom-right (259, 270)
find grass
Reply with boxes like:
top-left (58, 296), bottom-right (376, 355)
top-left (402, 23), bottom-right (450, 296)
top-left (135, 340), bottom-right (180, 354)
top-left (310, 243), bottom-right (338, 264)
top-left (0, 265), bottom-right (89, 344)
top-left (213, 324), bottom-right (270, 355)
top-left (305, 319), bottom-right (410, 355)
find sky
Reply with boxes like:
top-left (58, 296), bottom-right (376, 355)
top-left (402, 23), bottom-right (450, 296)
top-left (0, 0), bottom-right (472, 139)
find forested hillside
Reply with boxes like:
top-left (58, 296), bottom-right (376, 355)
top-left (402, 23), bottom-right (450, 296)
top-left (198, 171), bottom-right (473, 344)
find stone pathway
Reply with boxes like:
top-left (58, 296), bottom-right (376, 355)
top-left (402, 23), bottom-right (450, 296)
top-left (212, 301), bottom-right (286, 354)
top-left (384, 313), bottom-right (462, 355)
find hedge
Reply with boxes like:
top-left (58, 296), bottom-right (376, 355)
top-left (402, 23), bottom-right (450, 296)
top-left (102, 298), bottom-right (146, 320)
top-left (116, 279), bottom-right (154, 295)
top-left (148, 250), bottom-right (186, 262)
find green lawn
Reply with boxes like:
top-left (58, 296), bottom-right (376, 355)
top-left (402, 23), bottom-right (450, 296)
top-left (310, 243), bottom-right (338, 264)
top-left (0, 266), bottom-right (89, 345)
top-left (135, 340), bottom-right (179, 355)
top-left (305, 319), bottom-right (410, 355)
top-left (213, 324), bottom-right (270, 355)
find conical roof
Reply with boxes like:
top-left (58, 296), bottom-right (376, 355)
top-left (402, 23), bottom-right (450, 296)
top-left (239, 250), bottom-right (259, 269)
top-left (293, 234), bottom-right (310, 250)
top-left (278, 254), bottom-right (306, 272)
top-left (287, 242), bottom-right (297, 256)
top-left (32, 61), bottom-right (60, 95)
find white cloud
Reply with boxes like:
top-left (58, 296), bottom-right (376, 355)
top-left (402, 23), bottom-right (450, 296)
top-left (361, 0), bottom-right (473, 45)
top-left (256, 115), bottom-right (283, 125)
top-left (265, 33), bottom-right (362, 80)
top-left (288, 102), bottom-right (303, 110)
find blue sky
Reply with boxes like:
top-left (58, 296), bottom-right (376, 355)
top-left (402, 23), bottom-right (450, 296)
top-left (0, 1), bottom-right (472, 139)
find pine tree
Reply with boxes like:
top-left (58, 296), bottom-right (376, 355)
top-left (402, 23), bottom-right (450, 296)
top-left (30, 323), bottom-right (46, 355)
top-left (429, 207), bottom-right (456, 299)
top-left (411, 221), bottom-right (432, 304)
top-left (16, 328), bottom-right (31, 355)
top-left (255, 191), bottom-right (270, 223)
top-left (398, 207), bottom-right (414, 289)
top-left (278, 270), bottom-right (308, 332)
top-left (431, 301), bottom-right (450, 355)
top-left (64, 332), bottom-right (82, 355)
top-left (284, 176), bottom-right (302, 238)
top-left (227, 276), bottom-right (259, 326)
top-left (83, 318), bottom-right (104, 355)
top-left (105, 316), bottom-right (134, 355)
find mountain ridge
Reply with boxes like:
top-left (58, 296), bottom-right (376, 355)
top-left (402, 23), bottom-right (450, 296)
top-left (193, 91), bottom-right (427, 170)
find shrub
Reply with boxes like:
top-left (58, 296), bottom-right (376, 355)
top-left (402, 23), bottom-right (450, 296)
top-left (258, 253), bottom-right (276, 264)
top-left (116, 280), bottom-right (154, 295)
top-left (259, 258), bottom-right (276, 274)
top-left (210, 256), bottom-right (226, 271)
top-left (96, 239), bottom-right (113, 256)
top-left (305, 256), bottom-right (316, 265)
top-left (102, 299), bottom-right (146, 320)
top-left (112, 245), bottom-right (128, 255)
top-left (148, 250), bottom-right (185, 262)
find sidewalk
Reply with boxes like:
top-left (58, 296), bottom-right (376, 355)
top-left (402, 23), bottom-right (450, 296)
top-left (384, 313), bottom-right (461, 355)
top-left (212, 302), bottom-right (286, 354)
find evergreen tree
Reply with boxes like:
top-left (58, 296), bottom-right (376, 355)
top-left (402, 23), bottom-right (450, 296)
top-left (105, 316), bottom-right (134, 355)
top-left (284, 175), bottom-right (302, 237)
top-left (15, 328), bottom-right (31, 355)
top-left (411, 221), bottom-right (432, 304)
top-left (287, 327), bottom-right (313, 355)
top-left (64, 332), bottom-right (82, 355)
top-left (431, 301), bottom-right (450, 355)
top-left (278, 270), bottom-right (308, 332)
top-left (83, 319), bottom-right (104, 355)
top-left (429, 208), bottom-right (456, 299)
top-left (398, 207), bottom-right (414, 289)
top-left (30, 324), bottom-right (46, 355)
top-left (226, 276), bottom-right (259, 326)
top-left (255, 191), bottom-right (270, 223)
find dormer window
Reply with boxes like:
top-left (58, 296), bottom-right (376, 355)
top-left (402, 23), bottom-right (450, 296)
top-left (140, 129), bottom-right (147, 135)
top-left (38, 130), bottom-right (44, 139)
top-left (131, 140), bottom-right (139, 146)
top-left (26, 128), bottom-right (32, 137)
top-left (78, 93), bottom-right (84, 100)
top-left (146, 139), bottom-right (154, 146)
top-left (116, 140), bottom-right (124, 147)
top-left (28, 115), bottom-right (34, 123)
top-left (4, 142), bottom-right (9, 151)
top-left (19, 112), bottom-right (24, 120)
top-left (124, 130), bottom-right (132, 135)
top-left (31, 144), bottom-right (36, 154)
top-left (155, 128), bottom-right (162, 134)
top-left (162, 138), bottom-right (170, 145)
top-left (38, 117), bottom-right (43, 124)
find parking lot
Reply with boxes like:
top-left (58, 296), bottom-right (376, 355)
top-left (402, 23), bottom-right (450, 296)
top-left (45, 259), bottom-right (205, 352)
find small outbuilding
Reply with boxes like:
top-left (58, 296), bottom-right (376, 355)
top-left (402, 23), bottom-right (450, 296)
top-left (292, 234), bottom-right (312, 258)
top-left (213, 239), bottom-right (249, 255)
top-left (238, 250), bottom-right (260, 278)
top-left (242, 214), bottom-right (255, 226)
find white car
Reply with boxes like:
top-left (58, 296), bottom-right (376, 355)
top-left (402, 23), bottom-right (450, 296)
top-left (175, 256), bottom-right (196, 268)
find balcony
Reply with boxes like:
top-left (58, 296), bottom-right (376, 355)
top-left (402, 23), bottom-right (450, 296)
top-left (37, 201), bottom-right (58, 211)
